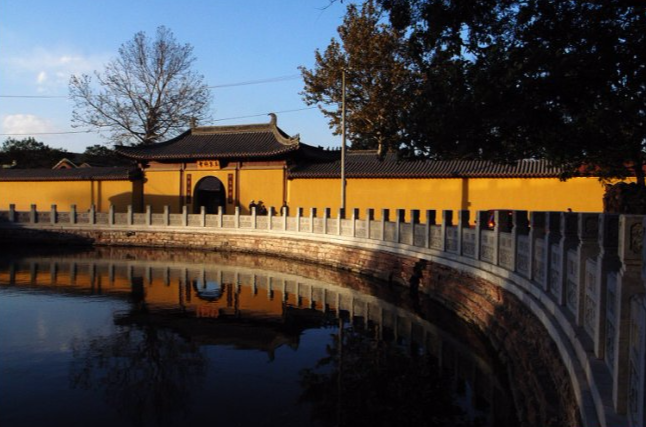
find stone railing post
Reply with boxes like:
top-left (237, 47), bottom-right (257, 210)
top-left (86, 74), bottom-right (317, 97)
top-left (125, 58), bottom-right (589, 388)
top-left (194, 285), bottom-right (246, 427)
top-left (8, 204), bottom-right (15, 223)
top-left (496, 210), bottom-right (514, 268)
top-left (200, 206), bottom-right (206, 227)
top-left (266, 207), bottom-right (275, 230)
top-left (29, 204), bottom-right (37, 224)
top-left (295, 207), bottom-right (303, 233)
top-left (146, 205), bottom-right (152, 226)
top-left (474, 211), bottom-right (489, 261)
top-left (554, 212), bottom-right (578, 305)
top-left (182, 205), bottom-right (188, 227)
top-left (69, 204), bottom-right (76, 225)
top-left (337, 208), bottom-right (345, 236)
top-left (89, 204), bottom-right (95, 225)
top-left (541, 212), bottom-right (561, 292)
top-left (217, 206), bottom-right (224, 228)
top-left (529, 211), bottom-right (546, 284)
top-left (410, 209), bottom-right (420, 246)
top-left (283, 206), bottom-right (288, 231)
top-left (513, 210), bottom-right (530, 274)
top-left (441, 210), bottom-right (453, 252)
top-left (380, 209), bottom-right (390, 241)
top-left (457, 210), bottom-right (469, 256)
top-left (607, 215), bottom-right (644, 414)
top-left (126, 205), bottom-right (132, 226)
top-left (322, 208), bottom-right (330, 234)
top-left (365, 208), bottom-right (375, 240)
top-left (251, 206), bottom-right (257, 229)
top-left (574, 213), bottom-right (601, 326)
top-left (351, 208), bottom-right (359, 237)
top-left (50, 204), bottom-right (57, 225)
top-left (309, 208), bottom-right (316, 233)
top-left (590, 214), bottom-right (620, 359)
top-left (163, 205), bottom-right (170, 226)
top-left (425, 210), bottom-right (436, 249)
top-left (395, 209), bottom-right (405, 243)
top-left (234, 206), bottom-right (241, 228)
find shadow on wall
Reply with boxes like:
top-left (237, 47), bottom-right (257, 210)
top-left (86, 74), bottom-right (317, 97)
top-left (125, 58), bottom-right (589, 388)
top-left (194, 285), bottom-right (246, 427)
top-left (109, 194), bottom-right (182, 214)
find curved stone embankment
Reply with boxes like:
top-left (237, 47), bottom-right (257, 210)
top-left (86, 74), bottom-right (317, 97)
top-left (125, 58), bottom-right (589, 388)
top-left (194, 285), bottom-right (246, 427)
top-left (0, 225), bottom-right (584, 427)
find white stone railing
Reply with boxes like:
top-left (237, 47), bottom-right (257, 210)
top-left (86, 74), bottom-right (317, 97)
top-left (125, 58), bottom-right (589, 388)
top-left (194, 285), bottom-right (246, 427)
top-left (0, 203), bottom-right (645, 427)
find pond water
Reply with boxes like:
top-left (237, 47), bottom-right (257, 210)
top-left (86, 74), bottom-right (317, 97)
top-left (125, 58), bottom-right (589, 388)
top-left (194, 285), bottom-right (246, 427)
top-left (0, 247), bottom-right (518, 427)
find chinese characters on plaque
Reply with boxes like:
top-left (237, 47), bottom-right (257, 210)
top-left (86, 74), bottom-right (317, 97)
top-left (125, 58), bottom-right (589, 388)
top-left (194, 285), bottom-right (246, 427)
top-left (197, 160), bottom-right (220, 169)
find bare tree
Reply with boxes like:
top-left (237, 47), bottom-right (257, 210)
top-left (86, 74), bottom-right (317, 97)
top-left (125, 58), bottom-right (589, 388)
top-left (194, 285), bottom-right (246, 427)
top-left (70, 26), bottom-right (211, 146)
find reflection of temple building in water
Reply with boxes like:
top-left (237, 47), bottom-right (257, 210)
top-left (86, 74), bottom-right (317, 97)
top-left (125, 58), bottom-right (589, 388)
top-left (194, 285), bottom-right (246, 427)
top-left (0, 249), bottom-right (514, 425)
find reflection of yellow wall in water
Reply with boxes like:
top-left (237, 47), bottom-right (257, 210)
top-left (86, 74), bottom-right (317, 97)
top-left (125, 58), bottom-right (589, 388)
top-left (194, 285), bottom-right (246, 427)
top-left (0, 180), bottom-right (136, 212)
top-left (0, 267), bottom-right (307, 318)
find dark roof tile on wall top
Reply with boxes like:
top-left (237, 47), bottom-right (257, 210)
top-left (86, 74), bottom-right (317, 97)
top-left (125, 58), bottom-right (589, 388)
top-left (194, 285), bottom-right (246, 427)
top-left (287, 152), bottom-right (564, 179)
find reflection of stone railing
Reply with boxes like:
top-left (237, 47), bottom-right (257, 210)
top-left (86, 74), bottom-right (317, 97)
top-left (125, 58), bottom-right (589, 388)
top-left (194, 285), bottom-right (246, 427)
top-left (3, 252), bottom-right (513, 419)
top-left (1, 203), bottom-right (645, 427)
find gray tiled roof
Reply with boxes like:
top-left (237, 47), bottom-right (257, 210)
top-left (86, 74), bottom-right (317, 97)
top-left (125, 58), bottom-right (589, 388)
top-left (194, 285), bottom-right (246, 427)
top-left (116, 121), bottom-right (302, 161)
top-left (287, 152), bottom-right (564, 179)
top-left (0, 167), bottom-right (140, 181)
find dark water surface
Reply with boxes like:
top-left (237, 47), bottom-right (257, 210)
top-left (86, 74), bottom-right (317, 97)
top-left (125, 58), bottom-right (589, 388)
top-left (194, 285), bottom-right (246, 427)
top-left (0, 247), bottom-right (518, 427)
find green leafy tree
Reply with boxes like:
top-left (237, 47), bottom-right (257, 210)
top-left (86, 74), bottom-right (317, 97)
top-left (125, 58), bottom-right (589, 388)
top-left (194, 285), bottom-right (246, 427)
top-left (81, 144), bottom-right (130, 166)
top-left (0, 137), bottom-right (69, 168)
top-left (70, 26), bottom-right (212, 146)
top-left (379, 0), bottom-right (646, 183)
top-left (300, 0), bottom-right (414, 153)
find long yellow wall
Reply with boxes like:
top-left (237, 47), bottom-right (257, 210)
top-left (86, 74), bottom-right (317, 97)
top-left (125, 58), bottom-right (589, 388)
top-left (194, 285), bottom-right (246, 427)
top-left (287, 176), bottom-right (606, 219)
top-left (287, 178), bottom-right (463, 220)
top-left (0, 172), bottom-right (608, 217)
top-left (466, 177), bottom-right (605, 213)
top-left (0, 180), bottom-right (135, 212)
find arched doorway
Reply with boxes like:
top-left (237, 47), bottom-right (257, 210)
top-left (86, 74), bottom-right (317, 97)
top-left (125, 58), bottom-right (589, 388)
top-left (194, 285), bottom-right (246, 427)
top-left (193, 176), bottom-right (226, 214)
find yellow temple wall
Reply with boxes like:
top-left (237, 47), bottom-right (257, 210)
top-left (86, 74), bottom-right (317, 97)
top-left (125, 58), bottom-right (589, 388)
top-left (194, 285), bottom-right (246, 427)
top-left (0, 179), bottom-right (136, 212)
top-left (142, 169), bottom-right (183, 213)
top-left (287, 176), bottom-right (606, 219)
top-left (465, 177), bottom-right (606, 213)
top-left (237, 168), bottom-right (285, 214)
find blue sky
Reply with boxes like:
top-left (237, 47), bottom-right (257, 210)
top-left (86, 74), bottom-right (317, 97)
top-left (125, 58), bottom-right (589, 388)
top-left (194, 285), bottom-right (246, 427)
top-left (0, 0), bottom-right (352, 152)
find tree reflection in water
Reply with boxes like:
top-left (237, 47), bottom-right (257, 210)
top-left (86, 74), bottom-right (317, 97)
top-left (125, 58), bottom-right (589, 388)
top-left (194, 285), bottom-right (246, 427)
top-left (300, 319), bottom-right (485, 427)
top-left (69, 277), bottom-right (207, 427)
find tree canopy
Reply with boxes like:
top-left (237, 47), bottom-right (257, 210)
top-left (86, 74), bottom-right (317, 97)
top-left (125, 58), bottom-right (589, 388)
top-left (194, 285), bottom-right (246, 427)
top-left (69, 26), bottom-right (212, 146)
top-left (310, 1), bottom-right (646, 184)
top-left (0, 137), bottom-right (69, 169)
top-left (300, 0), bottom-right (414, 153)
top-left (381, 0), bottom-right (646, 183)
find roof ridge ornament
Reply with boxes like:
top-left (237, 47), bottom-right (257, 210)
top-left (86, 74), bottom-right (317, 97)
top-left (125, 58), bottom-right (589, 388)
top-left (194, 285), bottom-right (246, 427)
top-left (268, 112), bottom-right (300, 146)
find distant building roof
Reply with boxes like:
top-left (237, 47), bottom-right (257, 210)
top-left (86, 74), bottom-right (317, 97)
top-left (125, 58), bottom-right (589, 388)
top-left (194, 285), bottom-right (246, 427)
top-left (287, 152), bottom-right (565, 179)
top-left (116, 114), bottom-right (312, 161)
top-left (0, 167), bottom-right (141, 182)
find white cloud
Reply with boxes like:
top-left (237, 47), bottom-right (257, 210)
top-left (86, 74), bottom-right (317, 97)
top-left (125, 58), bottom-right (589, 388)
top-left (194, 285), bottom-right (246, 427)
top-left (3, 48), bottom-right (110, 93)
top-left (2, 114), bottom-right (59, 135)
top-left (37, 71), bottom-right (48, 84)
